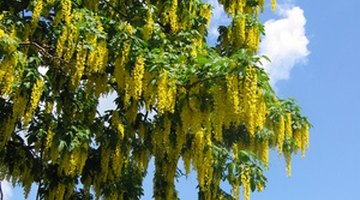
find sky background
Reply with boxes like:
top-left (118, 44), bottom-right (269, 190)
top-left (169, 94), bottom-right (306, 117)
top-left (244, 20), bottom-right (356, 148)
top-left (3, 0), bottom-right (360, 199)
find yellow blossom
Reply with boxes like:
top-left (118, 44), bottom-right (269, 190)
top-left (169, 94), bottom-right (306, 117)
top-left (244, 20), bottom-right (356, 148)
top-left (24, 78), bottom-right (44, 126)
top-left (169, 0), bottom-right (179, 32)
top-left (285, 151), bottom-right (292, 176)
top-left (62, 0), bottom-right (72, 25)
top-left (157, 70), bottom-right (176, 114)
top-left (199, 4), bottom-right (212, 27)
top-left (271, 0), bottom-right (277, 11)
top-left (132, 56), bottom-right (145, 100)
top-left (276, 115), bottom-right (285, 155)
top-left (55, 27), bottom-right (68, 58)
top-left (143, 8), bottom-right (154, 40)
top-left (31, 0), bottom-right (43, 29)
top-left (241, 166), bottom-right (251, 200)
top-left (285, 112), bottom-right (293, 138)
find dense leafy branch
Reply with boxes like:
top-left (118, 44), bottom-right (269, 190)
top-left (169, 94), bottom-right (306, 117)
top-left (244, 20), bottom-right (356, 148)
top-left (0, 0), bottom-right (310, 200)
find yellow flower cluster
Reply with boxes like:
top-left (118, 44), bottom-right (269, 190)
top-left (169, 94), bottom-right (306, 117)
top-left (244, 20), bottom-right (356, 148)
top-left (55, 27), bottom-right (68, 58)
top-left (259, 139), bottom-right (269, 169)
top-left (61, 0), bottom-right (72, 25)
top-left (284, 151), bottom-right (292, 176)
top-left (241, 166), bottom-right (251, 200)
top-left (242, 66), bottom-right (258, 137)
top-left (276, 115), bottom-right (285, 155)
top-left (271, 0), bottom-right (277, 12)
top-left (157, 70), bottom-right (176, 114)
top-left (285, 112), bottom-right (293, 138)
top-left (0, 117), bottom-right (16, 147)
top-left (132, 56), bottom-right (145, 100)
top-left (142, 70), bottom-right (156, 110)
top-left (246, 26), bottom-right (261, 52)
top-left (212, 87), bottom-right (225, 141)
top-left (44, 128), bottom-right (54, 155)
top-left (199, 4), bottom-right (212, 27)
top-left (72, 43), bottom-right (87, 88)
top-left (63, 23), bottom-right (80, 62)
top-left (114, 40), bottom-right (131, 91)
top-left (255, 89), bottom-right (268, 131)
top-left (220, 0), bottom-right (246, 16)
top-left (143, 8), bottom-right (154, 41)
top-left (0, 29), bottom-right (4, 39)
top-left (0, 53), bottom-right (18, 96)
top-left (88, 40), bottom-right (108, 73)
top-left (233, 16), bottom-right (246, 50)
top-left (226, 74), bottom-right (241, 115)
top-left (169, 0), bottom-right (179, 33)
top-left (111, 111), bottom-right (125, 139)
top-left (192, 130), bottom-right (205, 186)
top-left (24, 78), bottom-right (44, 126)
top-left (31, 0), bottom-right (43, 29)
top-left (300, 123), bottom-right (310, 157)
top-left (112, 146), bottom-right (124, 178)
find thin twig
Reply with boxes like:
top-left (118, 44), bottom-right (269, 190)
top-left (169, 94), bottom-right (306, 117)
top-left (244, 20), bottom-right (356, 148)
top-left (19, 41), bottom-right (70, 64)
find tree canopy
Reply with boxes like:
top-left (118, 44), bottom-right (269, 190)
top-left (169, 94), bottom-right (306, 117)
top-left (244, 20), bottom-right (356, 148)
top-left (0, 0), bottom-right (310, 199)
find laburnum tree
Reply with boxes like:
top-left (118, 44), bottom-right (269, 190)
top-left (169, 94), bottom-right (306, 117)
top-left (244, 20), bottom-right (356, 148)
top-left (0, 0), bottom-right (310, 199)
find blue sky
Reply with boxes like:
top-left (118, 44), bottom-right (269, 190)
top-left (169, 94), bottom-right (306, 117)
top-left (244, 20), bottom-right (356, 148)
top-left (4, 0), bottom-right (360, 199)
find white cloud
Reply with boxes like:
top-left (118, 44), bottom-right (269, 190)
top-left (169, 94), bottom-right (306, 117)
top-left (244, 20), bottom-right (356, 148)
top-left (1, 181), bottom-right (13, 200)
top-left (259, 6), bottom-right (310, 85)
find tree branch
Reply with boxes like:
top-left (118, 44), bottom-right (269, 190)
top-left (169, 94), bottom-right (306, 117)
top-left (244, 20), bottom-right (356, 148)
top-left (19, 41), bottom-right (70, 64)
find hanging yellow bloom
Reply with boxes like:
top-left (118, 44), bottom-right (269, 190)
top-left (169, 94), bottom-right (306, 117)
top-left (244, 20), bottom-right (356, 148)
top-left (132, 56), bottom-right (145, 100)
top-left (285, 112), bottom-right (293, 138)
top-left (112, 146), bottom-right (123, 178)
top-left (271, 0), bottom-right (277, 12)
top-left (0, 29), bottom-right (4, 39)
top-left (212, 87), bottom-right (225, 141)
top-left (241, 166), bottom-right (251, 200)
top-left (62, 0), bottom-right (72, 25)
top-left (24, 78), bottom-right (45, 125)
top-left (169, 0), bottom-right (179, 33)
top-left (284, 151), bottom-right (292, 176)
top-left (64, 22), bottom-right (80, 62)
top-left (94, 41), bottom-right (108, 73)
top-left (243, 66), bottom-right (258, 136)
top-left (261, 139), bottom-right (269, 169)
top-left (31, 0), bottom-right (43, 29)
top-left (114, 40), bottom-right (131, 91)
top-left (246, 26), bottom-right (260, 52)
top-left (143, 71), bottom-right (156, 111)
top-left (143, 8), bottom-right (154, 41)
top-left (276, 115), bottom-right (285, 155)
top-left (72, 43), bottom-right (87, 88)
top-left (233, 16), bottom-right (246, 50)
top-left (301, 123), bottom-right (310, 157)
top-left (226, 74), bottom-right (240, 114)
top-left (112, 111), bottom-right (125, 139)
top-left (157, 70), bottom-right (176, 114)
top-left (55, 27), bottom-right (68, 58)
top-left (255, 89), bottom-right (267, 131)
top-left (45, 129), bottom-right (54, 152)
top-left (199, 4), bottom-right (212, 27)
